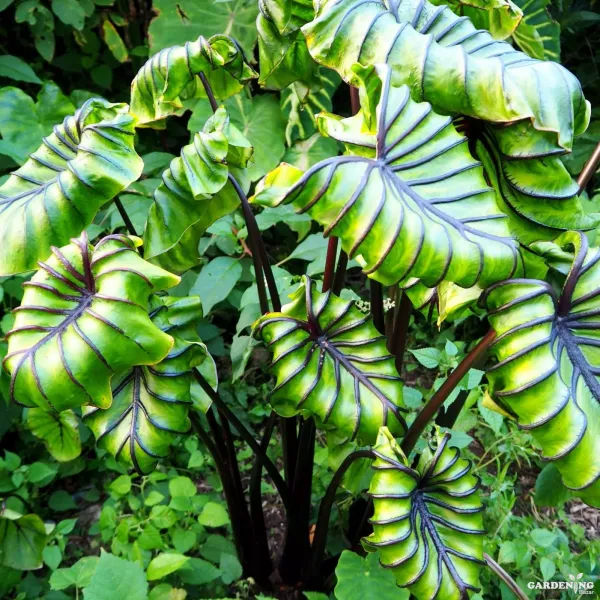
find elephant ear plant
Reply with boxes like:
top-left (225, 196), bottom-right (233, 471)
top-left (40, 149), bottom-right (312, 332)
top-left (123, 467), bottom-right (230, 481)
top-left (0, 1), bottom-right (599, 597)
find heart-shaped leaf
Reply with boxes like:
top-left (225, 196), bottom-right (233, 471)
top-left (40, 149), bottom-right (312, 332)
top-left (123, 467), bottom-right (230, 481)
top-left (27, 408), bottom-right (81, 462)
top-left (256, 66), bottom-right (521, 289)
top-left (0, 509), bottom-right (47, 570)
top-left (364, 428), bottom-right (485, 600)
top-left (3, 234), bottom-right (179, 413)
top-left (130, 34), bottom-right (257, 128)
top-left (482, 230), bottom-right (600, 508)
top-left (84, 295), bottom-right (209, 474)
top-left (254, 276), bottom-right (406, 444)
top-left (0, 99), bottom-right (143, 276)
top-left (144, 107), bottom-right (252, 273)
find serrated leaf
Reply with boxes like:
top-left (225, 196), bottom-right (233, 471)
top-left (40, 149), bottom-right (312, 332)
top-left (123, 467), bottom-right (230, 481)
top-left (131, 34), bottom-right (256, 127)
top-left (259, 66), bottom-right (521, 288)
top-left (27, 408), bottom-right (81, 461)
top-left (4, 234), bottom-right (179, 412)
top-left (255, 277), bottom-right (406, 444)
top-left (483, 231), bottom-right (600, 508)
top-left (83, 551), bottom-right (147, 600)
top-left (364, 428), bottom-right (485, 600)
top-left (84, 296), bottom-right (208, 474)
top-left (0, 99), bottom-right (143, 275)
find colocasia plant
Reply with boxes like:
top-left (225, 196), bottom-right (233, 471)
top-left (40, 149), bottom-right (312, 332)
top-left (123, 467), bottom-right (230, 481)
top-left (1, 0), bottom-right (599, 598)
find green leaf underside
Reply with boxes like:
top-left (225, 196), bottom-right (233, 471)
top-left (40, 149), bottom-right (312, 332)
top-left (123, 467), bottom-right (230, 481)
top-left (130, 34), bottom-right (256, 128)
top-left (27, 408), bottom-right (81, 461)
top-left (281, 67), bottom-right (521, 289)
top-left (365, 429), bottom-right (484, 600)
top-left (482, 231), bottom-right (600, 508)
top-left (255, 277), bottom-right (406, 444)
top-left (84, 296), bottom-right (208, 475)
top-left (3, 234), bottom-right (179, 413)
top-left (302, 0), bottom-right (589, 153)
top-left (0, 99), bottom-right (143, 276)
top-left (474, 137), bottom-right (599, 242)
top-left (0, 511), bottom-right (47, 570)
top-left (144, 107), bottom-right (250, 273)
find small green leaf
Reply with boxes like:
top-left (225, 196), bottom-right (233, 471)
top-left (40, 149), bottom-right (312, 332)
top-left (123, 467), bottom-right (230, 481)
top-left (409, 348), bottom-right (441, 369)
top-left (178, 557), bottom-right (221, 585)
top-left (83, 551), bottom-right (147, 600)
top-left (43, 545), bottom-right (62, 570)
top-left (169, 477), bottom-right (196, 498)
top-left (102, 20), bottom-right (128, 63)
top-left (109, 475), bottom-right (132, 497)
top-left (144, 491), bottom-right (165, 507)
top-left (51, 0), bottom-right (86, 29)
top-left (49, 491), bottom-right (76, 512)
top-left (172, 529), bottom-right (196, 554)
top-left (498, 541), bottom-right (516, 565)
top-left (335, 551), bottom-right (407, 600)
top-left (27, 461), bottom-right (58, 485)
top-left (198, 502), bottom-right (229, 528)
top-left (219, 553), bottom-right (242, 585)
top-left (191, 257), bottom-right (243, 314)
top-left (50, 556), bottom-right (99, 590)
top-left (146, 553), bottom-right (189, 581)
top-left (530, 528), bottom-right (557, 548)
top-left (540, 557), bottom-right (556, 582)
top-left (0, 55), bottom-right (41, 83)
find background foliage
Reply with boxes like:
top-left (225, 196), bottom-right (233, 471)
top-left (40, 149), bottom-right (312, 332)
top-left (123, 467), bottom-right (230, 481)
top-left (0, 0), bottom-right (599, 598)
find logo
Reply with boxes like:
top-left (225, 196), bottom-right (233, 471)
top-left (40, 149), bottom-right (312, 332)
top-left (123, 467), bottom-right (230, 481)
top-left (527, 573), bottom-right (595, 595)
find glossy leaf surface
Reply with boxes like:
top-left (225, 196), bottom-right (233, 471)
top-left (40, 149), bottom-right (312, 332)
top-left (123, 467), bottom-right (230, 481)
top-left (301, 0), bottom-right (589, 152)
top-left (3, 234), bottom-right (179, 412)
top-left (365, 428), bottom-right (484, 600)
top-left (144, 107), bottom-right (251, 273)
top-left (84, 295), bottom-right (209, 474)
top-left (255, 277), bottom-right (406, 444)
top-left (482, 231), bottom-right (600, 508)
top-left (130, 34), bottom-right (257, 128)
top-left (0, 99), bottom-right (142, 276)
top-left (257, 67), bottom-right (521, 289)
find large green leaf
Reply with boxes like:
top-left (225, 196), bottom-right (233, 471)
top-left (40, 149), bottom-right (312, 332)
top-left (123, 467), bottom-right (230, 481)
top-left (0, 82), bottom-right (74, 165)
top-left (130, 34), bottom-right (257, 128)
top-left (257, 13), bottom-right (319, 91)
top-left (482, 230), bottom-right (600, 508)
top-left (84, 295), bottom-right (209, 474)
top-left (254, 277), bottom-right (406, 444)
top-left (301, 0), bottom-right (589, 152)
top-left (255, 66), bottom-right (521, 289)
top-left (0, 99), bottom-right (142, 276)
top-left (149, 0), bottom-right (259, 57)
top-left (144, 107), bottom-right (252, 273)
top-left (364, 428), bottom-right (485, 600)
top-left (0, 508), bottom-right (47, 570)
top-left (3, 234), bottom-right (179, 412)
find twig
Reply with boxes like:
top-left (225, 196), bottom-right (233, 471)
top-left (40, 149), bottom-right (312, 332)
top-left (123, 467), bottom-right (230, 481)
top-left (484, 553), bottom-right (528, 600)
top-left (577, 141), bottom-right (600, 194)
